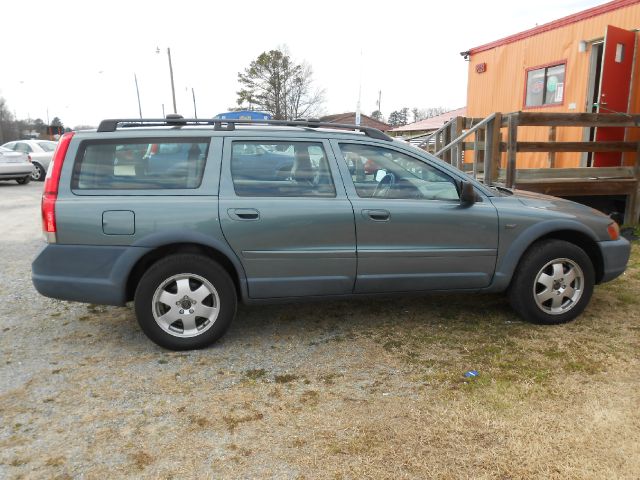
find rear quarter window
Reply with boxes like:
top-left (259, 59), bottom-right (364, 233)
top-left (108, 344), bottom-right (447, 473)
top-left (71, 138), bottom-right (209, 190)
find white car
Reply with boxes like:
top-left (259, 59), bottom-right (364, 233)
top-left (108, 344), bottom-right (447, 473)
top-left (1, 139), bottom-right (57, 181)
top-left (0, 146), bottom-right (34, 184)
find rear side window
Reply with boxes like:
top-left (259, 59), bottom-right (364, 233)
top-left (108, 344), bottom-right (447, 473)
top-left (72, 139), bottom-right (209, 190)
top-left (230, 141), bottom-right (336, 197)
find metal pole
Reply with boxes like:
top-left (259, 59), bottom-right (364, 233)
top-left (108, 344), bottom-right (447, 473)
top-left (134, 73), bottom-right (143, 119)
top-left (192, 88), bottom-right (197, 119)
top-left (162, 104), bottom-right (165, 117)
top-left (167, 48), bottom-right (177, 114)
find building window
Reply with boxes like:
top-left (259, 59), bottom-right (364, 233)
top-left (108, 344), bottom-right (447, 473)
top-left (525, 63), bottom-right (565, 107)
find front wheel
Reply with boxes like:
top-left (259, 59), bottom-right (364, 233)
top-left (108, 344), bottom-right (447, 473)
top-left (16, 175), bottom-right (31, 185)
top-left (134, 254), bottom-right (237, 350)
top-left (508, 239), bottom-right (595, 325)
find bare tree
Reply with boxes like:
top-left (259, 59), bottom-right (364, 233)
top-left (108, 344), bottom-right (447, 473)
top-left (412, 106), bottom-right (449, 123)
top-left (237, 49), bottom-right (325, 120)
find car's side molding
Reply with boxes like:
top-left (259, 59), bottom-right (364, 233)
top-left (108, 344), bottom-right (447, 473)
top-left (490, 219), bottom-right (600, 291)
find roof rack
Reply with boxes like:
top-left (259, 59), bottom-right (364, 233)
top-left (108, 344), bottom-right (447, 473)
top-left (96, 115), bottom-right (393, 141)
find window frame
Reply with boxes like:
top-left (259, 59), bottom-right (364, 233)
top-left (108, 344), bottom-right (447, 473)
top-left (334, 140), bottom-right (463, 203)
top-left (523, 60), bottom-right (567, 109)
top-left (228, 139), bottom-right (338, 198)
top-left (70, 136), bottom-right (214, 195)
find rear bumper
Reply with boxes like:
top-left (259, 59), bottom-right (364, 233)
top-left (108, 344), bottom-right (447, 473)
top-left (0, 164), bottom-right (34, 179)
top-left (32, 243), bottom-right (152, 306)
top-left (597, 238), bottom-right (631, 283)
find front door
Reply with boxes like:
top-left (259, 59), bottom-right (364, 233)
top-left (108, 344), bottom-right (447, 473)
top-left (219, 137), bottom-right (356, 299)
top-left (594, 25), bottom-right (637, 167)
top-left (332, 141), bottom-right (499, 293)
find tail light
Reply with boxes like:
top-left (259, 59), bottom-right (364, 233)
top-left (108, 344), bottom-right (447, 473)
top-left (27, 154), bottom-right (32, 163)
top-left (42, 132), bottom-right (74, 243)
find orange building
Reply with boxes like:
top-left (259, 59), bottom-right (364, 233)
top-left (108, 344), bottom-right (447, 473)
top-left (464, 0), bottom-right (640, 169)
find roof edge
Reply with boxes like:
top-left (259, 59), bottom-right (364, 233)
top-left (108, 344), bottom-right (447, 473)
top-left (468, 0), bottom-right (640, 55)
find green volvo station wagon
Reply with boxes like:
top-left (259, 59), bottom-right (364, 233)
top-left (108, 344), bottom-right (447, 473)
top-left (32, 117), bottom-right (631, 350)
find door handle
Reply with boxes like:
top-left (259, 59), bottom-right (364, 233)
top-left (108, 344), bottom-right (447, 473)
top-left (228, 208), bottom-right (260, 221)
top-left (362, 209), bottom-right (390, 221)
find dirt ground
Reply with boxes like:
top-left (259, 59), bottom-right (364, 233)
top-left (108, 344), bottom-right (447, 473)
top-left (1, 181), bottom-right (638, 479)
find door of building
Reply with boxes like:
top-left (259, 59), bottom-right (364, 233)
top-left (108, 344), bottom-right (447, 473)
top-left (593, 25), bottom-right (637, 167)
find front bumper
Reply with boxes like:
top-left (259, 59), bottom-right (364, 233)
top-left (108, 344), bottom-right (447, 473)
top-left (597, 237), bottom-right (631, 283)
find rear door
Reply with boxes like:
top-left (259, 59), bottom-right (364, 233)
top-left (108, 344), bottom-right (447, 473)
top-left (332, 140), bottom-right (499, 293)
top-left (218, 137), bottom-right (356, 299)
top-left (594, 25), bottom-right (637, 167)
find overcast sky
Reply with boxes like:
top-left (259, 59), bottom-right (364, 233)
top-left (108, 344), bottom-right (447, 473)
top-left (1, 0), bottom-right (604, 127)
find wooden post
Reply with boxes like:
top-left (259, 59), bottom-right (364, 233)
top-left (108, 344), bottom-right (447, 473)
top-left (443, 123), bottom-right (451, 163)
top-left (548, 126), bottom-right (557, 168)
top-left (484, 112), bottom-right (502, 186)
top-left (473, 127), bottom-right (485, 180)
top-left (625, 141), bottom-right (640, 225)
top-left (506, 113), bottom-right (518, 188)
top-left (449, 118), bottom-right (458, 166)
top-left (455, 116), bottom-right (464, 170)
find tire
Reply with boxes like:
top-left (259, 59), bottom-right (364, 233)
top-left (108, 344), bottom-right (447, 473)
top-left (31, 163), bottom-right (46, 181)
top-left (508, 239), bottom-right (595, 325)
top-left (16, 176), bottom-right (31, 185)
top-left (134, 254), bottom-right (237, 350)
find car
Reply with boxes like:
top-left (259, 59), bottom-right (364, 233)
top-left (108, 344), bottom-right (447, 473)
top-left (31, 117), bottom-right (631, 350)
top-left (0, 146), bottom-right (34, 184)
top-left (1, 139), bottom-right (57, 181)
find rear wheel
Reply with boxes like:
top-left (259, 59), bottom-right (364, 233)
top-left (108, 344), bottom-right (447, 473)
top-left (508, 239), bottom-right (595, 325)
top-left (134, 254), bottom-right (237, 350)
top-left (31, 163), bottom-right (45, 181)
top-left (16, 175), bottom-right (31, 185)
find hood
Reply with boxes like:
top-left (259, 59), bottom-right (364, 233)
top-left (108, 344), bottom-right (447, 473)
top-left (510, 189), bottom-right (610, 218)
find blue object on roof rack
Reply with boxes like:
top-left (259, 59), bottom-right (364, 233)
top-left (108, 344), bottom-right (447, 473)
top-left (215, 111), bottom-right (272, 120)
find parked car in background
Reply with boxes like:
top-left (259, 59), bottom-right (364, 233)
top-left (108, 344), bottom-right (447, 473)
top-left (1, 139), bottom-right (57, 181)
top-left (0, 146), bottom-right (33, 184)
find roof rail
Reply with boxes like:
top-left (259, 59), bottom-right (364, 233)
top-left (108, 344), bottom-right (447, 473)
top-left (96, 116), bottom-right (393, 141)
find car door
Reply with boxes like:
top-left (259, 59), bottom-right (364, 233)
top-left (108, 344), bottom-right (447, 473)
top-left (218, 137), bottom-right (356, 299)
top-left (331, 140), bottom-right (499, 293)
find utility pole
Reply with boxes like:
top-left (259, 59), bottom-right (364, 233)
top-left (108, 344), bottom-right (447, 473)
top-left (377, 90), bottom-right (382, 117)
top-left (167, 48), bottom-right (177, 114)
top-left (192, 88), bottom-right (198, 119)
top-left (162, 104), bottom-right (165, 117)
top-left (134, 73), bottom-right (143, 119)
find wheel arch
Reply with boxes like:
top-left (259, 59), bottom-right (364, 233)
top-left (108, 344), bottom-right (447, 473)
top-left (494, 221), bottom-right (604, 289)
top-left (125, 236), bottom-right (248, 303)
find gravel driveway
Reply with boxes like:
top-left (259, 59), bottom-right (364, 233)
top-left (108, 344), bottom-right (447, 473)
top-left (1, 181), bottom-right (638, 479)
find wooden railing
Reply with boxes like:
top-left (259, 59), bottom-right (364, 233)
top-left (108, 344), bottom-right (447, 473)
top-left (419, 111), bottom-right (640, 224)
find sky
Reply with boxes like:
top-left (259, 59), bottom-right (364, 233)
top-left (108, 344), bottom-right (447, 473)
top-left (1, 0), bottom-right (605, 127)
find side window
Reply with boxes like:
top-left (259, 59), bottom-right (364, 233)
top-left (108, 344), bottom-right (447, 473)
top-left (338, 143), bottom-right (459, 201)
top-left (15, 142), bottom-right (33, 153)
top-left (72, 139), bottom-right (209, 190)
top-left (231, 141), bottom-right (336, 197)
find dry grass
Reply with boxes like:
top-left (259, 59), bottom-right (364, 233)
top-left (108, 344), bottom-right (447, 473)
top-left (0, 244), bottom-right (638, 479)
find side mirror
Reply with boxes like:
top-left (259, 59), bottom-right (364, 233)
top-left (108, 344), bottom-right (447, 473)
top-left (459, 180), bottom-right (476, 206)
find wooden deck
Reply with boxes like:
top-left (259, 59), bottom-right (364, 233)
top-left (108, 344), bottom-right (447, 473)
top-left (420, 113), bottom-right (640, 224)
